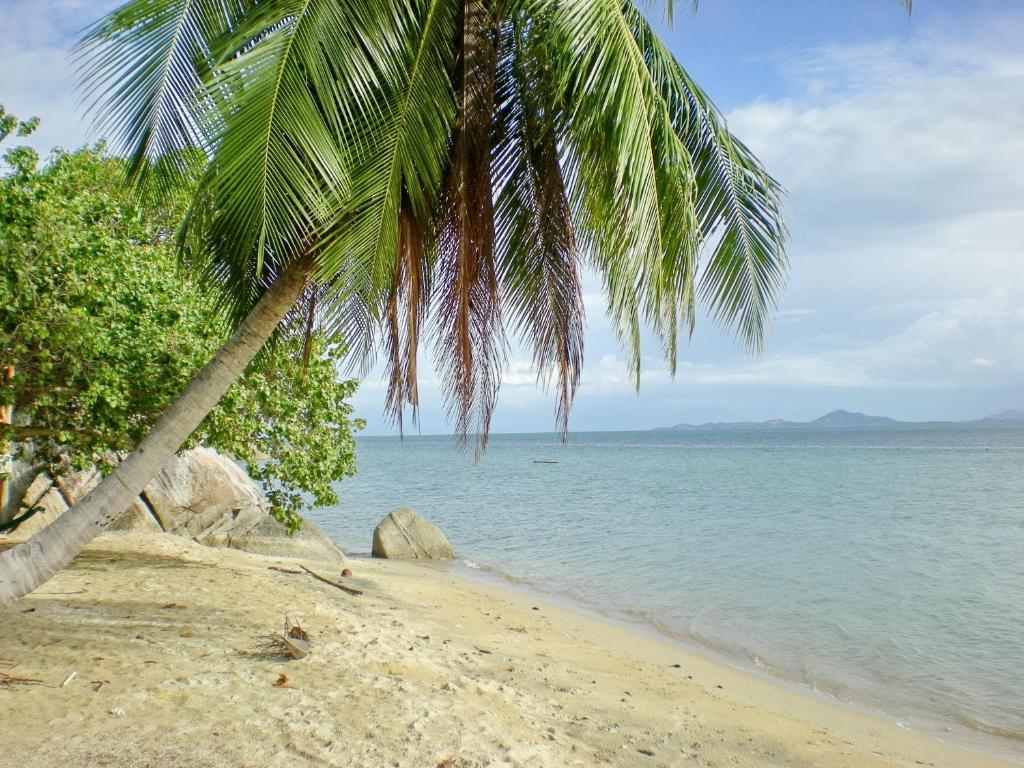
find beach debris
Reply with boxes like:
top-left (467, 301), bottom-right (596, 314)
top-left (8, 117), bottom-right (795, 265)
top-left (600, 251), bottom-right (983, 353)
top-left (108, 708), bottom-right (126, 717)
top-left (671, 663), bottom-right (682, 668)
top-left (300, 565), bottom-right (363, 595)
top-left (0, 673), bottom-right (46, 690)
top-left (161, 602), bottom-right (186, 609)
top-left (91, 680), bottom-right (109, 692)
top-left (474, 647), bottom-right (493, 655)
top-left (59, 671), bottom-right (77, 688)
top-left (341, 568), bottom-right (352, 577)
top-left (637, 748), bottom-right (655, 757)
top-left (533, 460), bottom-right (558, 464)
top-left (272, 674), bottom-right (289, 687)
top-left (283, 616), bottom-right (311, 659)
top-left (268, 564), bottom-right (362, 596)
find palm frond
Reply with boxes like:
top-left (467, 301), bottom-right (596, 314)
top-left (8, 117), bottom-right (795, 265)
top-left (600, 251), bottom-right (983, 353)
top-left (548, 0), bottom-right (700, 384)
top-left (76, 0), bottom-right (241, 186)
top-left (383, 198), bottom-right (431, 431)
top-left (197, 0), bottom-right (416, 317)
top-left (493, 15), bottom-right (584, 437)
top-left (628, 8), bottom-right (787, 352)
top-left (432, 0), bottom-right (505, 452)
top-left (315, 0), bottom-right (459, 431)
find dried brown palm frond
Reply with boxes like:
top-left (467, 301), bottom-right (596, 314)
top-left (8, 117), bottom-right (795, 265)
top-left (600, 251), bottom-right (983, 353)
top-left (432, 0), bottom-right (505, 452)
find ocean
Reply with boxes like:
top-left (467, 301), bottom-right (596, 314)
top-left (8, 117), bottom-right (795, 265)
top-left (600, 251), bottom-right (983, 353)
top-left (309, 426), bottom-right (1024, 760)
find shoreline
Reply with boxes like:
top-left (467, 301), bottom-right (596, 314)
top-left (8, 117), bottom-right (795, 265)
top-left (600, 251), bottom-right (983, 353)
top-left (1, 534), bottom-right (1019, 767)
top-left (426, 554), bottom-right (1024, 767)
top-left (435, 553), bottom-right (1024, 764)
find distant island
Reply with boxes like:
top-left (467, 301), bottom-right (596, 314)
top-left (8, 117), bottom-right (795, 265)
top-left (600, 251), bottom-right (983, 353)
top-left (655, 408), bottom-right (1024, 431)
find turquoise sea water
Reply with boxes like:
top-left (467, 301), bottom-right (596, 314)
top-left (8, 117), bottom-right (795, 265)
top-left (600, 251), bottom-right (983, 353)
top-left (310, 426), bottom-right (1024, 760)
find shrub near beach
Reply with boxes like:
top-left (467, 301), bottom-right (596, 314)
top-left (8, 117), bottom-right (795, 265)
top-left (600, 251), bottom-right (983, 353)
top-left (0, 123), bottom-right (363, 533)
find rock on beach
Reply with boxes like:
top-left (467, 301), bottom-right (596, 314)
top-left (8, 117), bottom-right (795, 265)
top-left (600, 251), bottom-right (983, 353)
top-left (372, 507), bottom-right (453, 560)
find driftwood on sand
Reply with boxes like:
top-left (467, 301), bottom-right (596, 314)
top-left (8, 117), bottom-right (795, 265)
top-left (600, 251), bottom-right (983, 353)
top-left (268, 565), bottom-right (363, 596)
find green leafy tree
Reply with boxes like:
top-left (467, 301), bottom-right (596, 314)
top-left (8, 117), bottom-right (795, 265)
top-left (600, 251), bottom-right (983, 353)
top-left (0, 1), bottom-right (909, 604)
top-left (0, 137), bottom-right (362, 532)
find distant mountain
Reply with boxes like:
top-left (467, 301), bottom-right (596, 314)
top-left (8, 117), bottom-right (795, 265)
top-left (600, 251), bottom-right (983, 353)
top-left (978, 408), bottom-right (1024, 423)
top-left (656, 409), bottom-right (1023, 431)
top-left (808, 410), bottom-right (899, 428)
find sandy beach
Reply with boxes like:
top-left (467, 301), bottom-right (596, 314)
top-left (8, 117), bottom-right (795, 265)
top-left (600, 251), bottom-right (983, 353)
top-left (0, 534), bottom-right (1016, 768)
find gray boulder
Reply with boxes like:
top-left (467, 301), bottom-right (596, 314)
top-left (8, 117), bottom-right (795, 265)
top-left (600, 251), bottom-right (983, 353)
top-left (53, 465), bottom-right (101, 505)
top-left (0, 454), bottom-right (39, 524)
top-left (2, 447), bottom-right (343, 564)
top-left (142, 447), bottom-right (343, 563)
top-left (226, 514), bottom-right (344, 563)
top-left (9, 484), bottom-right (68, 538)
top-left (105, 499), bottom-right (163, 533)
top-left (142, 447), bottom-right (263, 536)
top-left (372, 508), bottom-right (453, 560)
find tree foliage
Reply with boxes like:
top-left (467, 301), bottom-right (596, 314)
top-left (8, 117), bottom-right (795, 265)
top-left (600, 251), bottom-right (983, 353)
top-left (0, 128), bottom-right (362, 531)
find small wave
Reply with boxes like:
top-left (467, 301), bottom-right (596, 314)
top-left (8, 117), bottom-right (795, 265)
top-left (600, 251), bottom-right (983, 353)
top-left (954, 715), bottom-right (1024, 743)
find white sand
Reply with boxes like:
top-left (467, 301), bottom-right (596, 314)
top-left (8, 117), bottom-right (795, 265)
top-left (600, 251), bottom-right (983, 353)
top-left (0, 534), bottom-right (1016, 767)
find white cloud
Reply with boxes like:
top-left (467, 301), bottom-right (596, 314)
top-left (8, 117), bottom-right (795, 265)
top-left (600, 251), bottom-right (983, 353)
top-left (0, 1), bottom-right (117, 157)
top-left (777, 308), bottom-right (818, 321)
top-left (728, 18), bottom-right (1024, 310)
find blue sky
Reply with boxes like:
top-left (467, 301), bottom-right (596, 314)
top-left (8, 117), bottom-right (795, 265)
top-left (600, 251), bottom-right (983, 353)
top-left (2, 1), bottom-right (1022, 434)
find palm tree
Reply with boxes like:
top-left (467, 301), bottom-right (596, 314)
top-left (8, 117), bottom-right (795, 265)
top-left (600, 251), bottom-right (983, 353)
top-left (0, 0), bottom-right (908, 606)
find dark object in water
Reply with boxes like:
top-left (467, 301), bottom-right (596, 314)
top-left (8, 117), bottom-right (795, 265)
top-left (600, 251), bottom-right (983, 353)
top-left (341, 568), bottom-right (352, 577)
top-left (533, 460), bottom-right (558, 464)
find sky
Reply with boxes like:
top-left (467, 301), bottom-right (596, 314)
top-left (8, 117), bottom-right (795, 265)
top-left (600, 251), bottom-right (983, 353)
top-left (2, 0), bottom-right (1022, 434)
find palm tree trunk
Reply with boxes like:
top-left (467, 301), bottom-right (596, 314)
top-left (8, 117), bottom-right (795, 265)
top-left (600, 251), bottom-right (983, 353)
top-left (0, 260), bottom-right (311, 607)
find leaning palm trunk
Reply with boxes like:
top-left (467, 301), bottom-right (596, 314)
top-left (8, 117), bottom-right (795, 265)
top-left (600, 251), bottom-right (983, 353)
top-left (0, 260), bottom-right (310, 607)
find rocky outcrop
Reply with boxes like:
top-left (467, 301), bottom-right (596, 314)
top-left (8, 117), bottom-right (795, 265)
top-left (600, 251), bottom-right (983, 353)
top-left (1, 448), bottom-right (343, 564)
top-left (0, 455), bottom-right (39, 524)
top-left (226, 515), bottom-right (345, 563)
top-left (142, 448), bottom-right (267, 539)
top-left (142, 448), bottom-right (343, 563)
top-left (372, 508), bottom-right (453, 560)
top-left (10, 474), bottom-right (68, 538)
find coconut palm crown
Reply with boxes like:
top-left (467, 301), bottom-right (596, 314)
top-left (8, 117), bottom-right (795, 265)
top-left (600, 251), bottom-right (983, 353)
top-left (79, 0), bottom-right (788, 448)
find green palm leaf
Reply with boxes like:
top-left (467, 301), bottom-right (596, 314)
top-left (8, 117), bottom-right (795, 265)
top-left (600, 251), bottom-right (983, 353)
top-left (547, 0), bottom-right (701, 383)
top-left (315, 0), bottom-right (459, 432)
top-left (629, 8), bottom-right (786, 352)
top-left (76, 0), bottom-right (241, 185)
